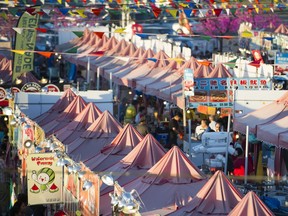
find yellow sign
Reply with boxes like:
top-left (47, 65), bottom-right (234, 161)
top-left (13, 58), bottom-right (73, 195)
top-left (12, 12), bottom-right (39, 81)
top-left (27, 153), bottom-right (63, 205)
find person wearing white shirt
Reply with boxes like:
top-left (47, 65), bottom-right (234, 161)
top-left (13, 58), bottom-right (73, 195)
top-left (209, 115), bottom-right (217, 131)
top-left (135, 106), bottom-right (145, 124)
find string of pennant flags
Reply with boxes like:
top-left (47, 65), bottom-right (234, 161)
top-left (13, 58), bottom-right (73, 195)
top-left (6, 23), bottom-right (276, 40)
top-left (3, 48), bottom-right (281, 69)
top-left (0, 0), bottom-right (288, 20)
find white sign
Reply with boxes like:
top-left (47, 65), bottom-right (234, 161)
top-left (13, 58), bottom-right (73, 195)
top-left (27, 153), bottom-right (63, 205)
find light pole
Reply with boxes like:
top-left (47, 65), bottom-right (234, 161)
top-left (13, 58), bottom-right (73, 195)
top-left (102, 174), bottom-right (142, 215)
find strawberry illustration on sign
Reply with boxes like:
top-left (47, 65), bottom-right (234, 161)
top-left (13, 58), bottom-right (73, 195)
top-left (30, 184), bottom-right (40, 193)
top-left (49, 183), bottom-right (59, 193)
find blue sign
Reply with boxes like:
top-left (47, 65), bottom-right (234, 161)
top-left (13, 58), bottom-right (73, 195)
top-left (275, 52), bottom-right (288, 64)
top-left (183, 68), bottom-right (194, 96)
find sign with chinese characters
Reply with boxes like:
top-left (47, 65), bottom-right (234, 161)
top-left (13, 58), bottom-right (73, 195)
top-left (188, 78), bottom-right (271, 108)
top-left (275, 52), bottom-right (288, 75)
top-left (27, 153), bottom-right (62, 205)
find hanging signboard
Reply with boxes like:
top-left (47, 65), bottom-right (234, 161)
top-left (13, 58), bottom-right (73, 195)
top-left (183, 68), bottom-right (194, 97)
top-left (27, 153), bottom-right (63, 205)
top-left (188, 77), bottom-right (271, 108)
top-left (275, 52), bottom-right (288, 75)
top-left (63, 165), bottom-right (80, 215)
top-left (79, 164), bottom-right (100, 216)
top-left (12, 11), bottom-right (40, 81)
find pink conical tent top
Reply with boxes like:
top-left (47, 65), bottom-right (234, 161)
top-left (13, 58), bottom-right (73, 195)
top-left (135, 60), bottom-right (179, 91)
top-left (100, 134), bottom-right (166, 195)
top-left (67, 110), bottom-right (122, 161)
top-left (83, 124), bottom-right (143, 172)
top-left (41, 95), bottom-right (88, 136)
top-left (121, 134), bottom-right (166, 169)
top-left (107, 39), bottom-right (128, 55)
top-left (119, 43), bottom-right (137, 57)
top-left (77, 32), bottom-right (98, 53)
top-left (228, 191), bottom-right (274, 216)
top-left (152, 50), bottom-right (170, 68)
top-left (135, 48), bottom-right (155, 64)
top-left (80, 110), bottom-right (122, 139)
top-left (75, 28), bottom-right (91, 47)
top-left (100, 124), bottom-right (143, 155)
top-left (118, 50), bottom-right (171, 87)
top-left (130, 47), bottom-right (145, 60)
top-left (208, 63), bottom-right (233, 78)
top-left (100, 146), bottom-right (206, 216)
top-left (34, 88), bottom-right (77, 125)
top-left (142, 146), bottom-right (206, 184)
top-left (177, 57), bottom-right (199, 75)
top-left (99, 36), bottom-right (118, 51)
top-left (274, 24), bottom-right (288, 34)
top-left (78, 34), bottom-right (108, 58)
top-left (170, 170), bottom-right (243, 215)
top-left (55, 102), bottom-right (102, 144)
top-left (194, 64), bottom-right (214, 78)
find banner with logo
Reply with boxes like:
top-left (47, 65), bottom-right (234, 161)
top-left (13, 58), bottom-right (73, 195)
top-left (12, 12), bottom-right (39, 81)
top-left (27, 153), bottom-right (62, 205)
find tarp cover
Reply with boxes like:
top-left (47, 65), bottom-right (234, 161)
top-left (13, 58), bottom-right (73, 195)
top-left (228, 191), bottom-right (274, 216)
top-left (84, 124), bottom-right (143, 172)
top-left (169, 170), bottom-right (243, 216)
top-left (55, 102), bottom-right (102, 144)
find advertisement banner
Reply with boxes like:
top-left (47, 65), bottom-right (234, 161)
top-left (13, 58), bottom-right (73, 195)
top-left (275, 52), bottom-right (288, 75)
top-left (183, 68), bottom-right (194, 97)
top-left (188, 77), bottom-right (271, 108)
top-left (27, 153), bottom-right (63, 205)
top-left (12, 12), bottom-right (39, 81)
top-left (79, 165), bottom-right (100, 216)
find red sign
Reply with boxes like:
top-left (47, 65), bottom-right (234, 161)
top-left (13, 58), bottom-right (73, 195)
top-left (0, 87), bottom-right (6, 101)
top-left (132, 24), bottom-right (143, 34)
top-left (12, 87), bottom-right (21, 93)
top-left (44, 84), bottom-right (60, 92)
top-left (252, 50), bottom-right (264, 64)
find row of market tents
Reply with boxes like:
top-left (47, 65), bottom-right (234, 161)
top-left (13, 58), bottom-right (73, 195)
top-left (234, 90), bottom-right (288, 176)
top-left (57, 29), bottom-right (236, 109)
top-left (30, 88), bottom-right (275, 215)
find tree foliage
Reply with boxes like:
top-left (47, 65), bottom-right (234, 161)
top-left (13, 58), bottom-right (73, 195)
top-left (197, 9), bottom-right (281, 36)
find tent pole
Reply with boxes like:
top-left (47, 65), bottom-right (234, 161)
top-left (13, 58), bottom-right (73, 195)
top-left (96, 68), bottom-right (100, 90)
top-left (245, 125), bottom-right (249, 184)
top-left (87, 56), bottom-right (90, 83)
top-left (224, 113), bottom-right (231, 175)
